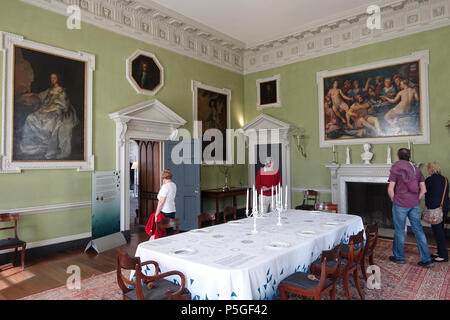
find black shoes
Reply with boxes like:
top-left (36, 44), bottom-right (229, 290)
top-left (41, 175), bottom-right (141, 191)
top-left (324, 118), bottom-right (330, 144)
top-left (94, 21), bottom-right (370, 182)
top-left (418, 260), bottom-right (435, 268)
top-left (389, 256), bottom-right (406, 264)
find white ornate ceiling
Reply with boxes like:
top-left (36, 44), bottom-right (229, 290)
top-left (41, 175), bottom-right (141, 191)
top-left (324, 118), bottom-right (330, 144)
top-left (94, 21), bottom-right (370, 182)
top-left (20, 0), bottom-right (450, 74)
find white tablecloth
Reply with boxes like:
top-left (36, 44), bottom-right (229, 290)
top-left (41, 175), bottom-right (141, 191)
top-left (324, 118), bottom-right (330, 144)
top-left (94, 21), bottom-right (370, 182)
top-left (132, 209), bottom-right (364, 300)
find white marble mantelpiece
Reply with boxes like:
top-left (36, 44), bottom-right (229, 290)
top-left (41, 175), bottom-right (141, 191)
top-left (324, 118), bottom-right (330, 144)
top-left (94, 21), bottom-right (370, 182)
top-left (325, 163), bottom-right (392, 214)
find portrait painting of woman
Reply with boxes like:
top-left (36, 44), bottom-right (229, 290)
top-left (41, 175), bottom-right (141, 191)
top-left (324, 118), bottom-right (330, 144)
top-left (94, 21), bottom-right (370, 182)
top-left (13, 46), bottom-right (86, 161)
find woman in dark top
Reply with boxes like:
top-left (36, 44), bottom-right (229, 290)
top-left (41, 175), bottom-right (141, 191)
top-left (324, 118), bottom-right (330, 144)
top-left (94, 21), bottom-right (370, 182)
top-left (425, 162), bottom-right (449, 262)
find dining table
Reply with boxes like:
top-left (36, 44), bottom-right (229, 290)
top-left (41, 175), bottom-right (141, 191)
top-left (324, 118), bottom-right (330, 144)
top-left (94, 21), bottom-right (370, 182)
top-left (131, 209), bottom-right (364, 300)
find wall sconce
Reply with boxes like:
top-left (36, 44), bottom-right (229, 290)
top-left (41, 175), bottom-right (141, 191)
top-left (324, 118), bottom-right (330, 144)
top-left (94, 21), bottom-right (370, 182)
top-left (291, 127), bottom-right (307, 158)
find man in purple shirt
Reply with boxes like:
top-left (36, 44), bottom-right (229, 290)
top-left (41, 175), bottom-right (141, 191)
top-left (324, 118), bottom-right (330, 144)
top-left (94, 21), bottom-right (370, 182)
top-left (387, 148), bottom-right (433, 268)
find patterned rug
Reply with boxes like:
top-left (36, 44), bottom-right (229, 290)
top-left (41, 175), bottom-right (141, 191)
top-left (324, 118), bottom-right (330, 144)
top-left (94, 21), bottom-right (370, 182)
top-left (21, 238), bottom-right (449, 300)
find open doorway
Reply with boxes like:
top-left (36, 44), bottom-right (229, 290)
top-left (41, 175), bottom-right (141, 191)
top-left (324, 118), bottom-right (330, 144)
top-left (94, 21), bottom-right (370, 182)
top-left (132, 140), bottom-right (162, 226)
top-left (129, 140), bottom-right (139, 227)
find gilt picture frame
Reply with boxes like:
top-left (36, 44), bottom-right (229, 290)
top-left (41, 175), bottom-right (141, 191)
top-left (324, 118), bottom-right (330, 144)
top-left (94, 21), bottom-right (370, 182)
top-left (317, 50), bottom-right (430, 147)
top-left (192, 80), bottom-right (231, 165)
top-left (0, 32), bottom-right (95, 173)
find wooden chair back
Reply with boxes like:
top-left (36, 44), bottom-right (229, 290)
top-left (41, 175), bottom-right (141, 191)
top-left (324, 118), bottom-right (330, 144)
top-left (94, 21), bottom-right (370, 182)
top-left (116, 250), bottom-right (141, 296)
top-left (314, 202), bottom-right (338, 213)
top-left (198, 213), bottom-right (215, 229)
top-left (157, 218), bottom-right (180, 237)
top-left (364, 223), bottom-right (378, 253)
top-left (348, 230), bottom-right (365, 264)
top-left (302, 190), bottom-right (318, 205)
top-left (223, 206), bottom-right (236, 223)
top-left (0, 213), bottom-right (19, 238)
top-left (321, 243), bottom-right (342, 277)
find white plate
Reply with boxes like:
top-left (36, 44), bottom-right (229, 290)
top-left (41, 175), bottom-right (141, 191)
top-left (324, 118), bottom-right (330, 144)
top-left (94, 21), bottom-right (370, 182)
top-left (190, 229), bottom-right (209, 234)
top-left (171, 248), bottom-right (197, 255)
top-left (267, 241), bottom-right (291, 248)
top-left (324, 221), bottom-right (340, 226)
top-left (296, 230), bottom-right (317, 237)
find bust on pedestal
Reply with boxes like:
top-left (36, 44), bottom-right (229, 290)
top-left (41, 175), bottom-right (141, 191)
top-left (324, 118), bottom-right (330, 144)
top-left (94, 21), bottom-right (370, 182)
top-left (361, 143), bottom-right (373, 165)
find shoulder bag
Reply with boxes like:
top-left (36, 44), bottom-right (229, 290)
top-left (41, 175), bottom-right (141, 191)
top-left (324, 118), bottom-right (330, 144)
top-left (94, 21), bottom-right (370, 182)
top-left (422, 177), bottom-right (448, 225)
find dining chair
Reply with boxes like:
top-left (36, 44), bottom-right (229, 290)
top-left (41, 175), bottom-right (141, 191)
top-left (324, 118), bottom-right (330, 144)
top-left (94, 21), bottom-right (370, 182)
top-left (223, 206), bottom-right (236, 223)
top-left (340, 230), bottom-right (365, 300)
top-left (116, 250), bottom-right (191, 300)
top-left (295, 190), bottom-right (318, 211)
top-left (156, 218), bottom-right (180, 237)
top-left (314, 202), bottom-right (338, 213)
top-left (360, 223), bottom-right (378, 281)
top-left (198, 213), bottom-right (215, 229)
top-left (278, 244), bottom-right (342, 300)
top-left (0, 213), bottom-right (27, 270)
top-left (310, 244), bottom-right (342, 291)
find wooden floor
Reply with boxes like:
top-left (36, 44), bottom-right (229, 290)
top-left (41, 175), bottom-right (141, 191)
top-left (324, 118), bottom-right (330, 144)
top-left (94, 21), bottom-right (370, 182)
top-left (0, 223), bottom-right (448, 300)
top-left (0, 224), bottom-right (148, 300)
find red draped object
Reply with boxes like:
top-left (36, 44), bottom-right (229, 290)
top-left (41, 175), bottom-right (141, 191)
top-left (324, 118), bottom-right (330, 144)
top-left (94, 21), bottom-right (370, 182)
top-left (145, 212), bottom-right (166, 239)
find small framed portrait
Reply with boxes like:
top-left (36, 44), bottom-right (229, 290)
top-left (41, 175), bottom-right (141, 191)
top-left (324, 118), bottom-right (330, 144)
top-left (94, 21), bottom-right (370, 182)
top-left (256, 74), bottom-right (281, 110)
top-left (126, 50), bottom-right (164, 96)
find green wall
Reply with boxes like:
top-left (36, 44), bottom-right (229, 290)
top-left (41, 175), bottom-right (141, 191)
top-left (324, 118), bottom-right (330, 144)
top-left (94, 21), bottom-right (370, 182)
top-left (244, 26), bottom-right (450, 207)
top-left (0, 0), bottom-right (244, 242)
top-left (1, 0), bottom-right (449, 244)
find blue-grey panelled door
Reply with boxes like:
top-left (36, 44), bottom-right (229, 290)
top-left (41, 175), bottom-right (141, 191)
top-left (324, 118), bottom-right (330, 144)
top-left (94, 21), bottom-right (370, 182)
top-left (164, 140), bottom-right (201, 231)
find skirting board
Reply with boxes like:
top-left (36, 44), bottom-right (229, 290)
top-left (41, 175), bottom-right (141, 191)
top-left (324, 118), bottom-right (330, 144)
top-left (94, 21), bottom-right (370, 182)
top-left (0, 230), bottom-right (131, 266)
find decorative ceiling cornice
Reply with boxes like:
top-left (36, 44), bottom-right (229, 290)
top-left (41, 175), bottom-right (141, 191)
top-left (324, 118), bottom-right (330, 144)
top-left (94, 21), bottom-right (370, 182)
top-left (243, 0), bottom-right (450, 74)
top-left (20, 0), bottom-right (450, 75)
top-left (20, 0), bottom-right (245, 73)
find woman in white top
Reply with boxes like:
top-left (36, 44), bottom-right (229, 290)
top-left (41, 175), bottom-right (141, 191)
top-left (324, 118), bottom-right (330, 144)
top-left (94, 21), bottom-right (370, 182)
top-left (155, 169), bottom-right (177, 233)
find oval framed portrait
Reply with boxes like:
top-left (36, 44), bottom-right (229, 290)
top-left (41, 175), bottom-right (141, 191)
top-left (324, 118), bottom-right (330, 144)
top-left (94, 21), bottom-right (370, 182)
top-left (126, 50), bottom-right (164, 96)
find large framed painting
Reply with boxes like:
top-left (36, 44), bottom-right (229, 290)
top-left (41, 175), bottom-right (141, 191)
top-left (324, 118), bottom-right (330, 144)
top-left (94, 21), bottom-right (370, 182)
top-left (192, 81), bottom-right (231, 164)
top-left (126, 50), bottom-right (164, 96)
top-left (0, 32), bottom-right (95, 173)
top-left (317, 50), bottom-right (430, 147)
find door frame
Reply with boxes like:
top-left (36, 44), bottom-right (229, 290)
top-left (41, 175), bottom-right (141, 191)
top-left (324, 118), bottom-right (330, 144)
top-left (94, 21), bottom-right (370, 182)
top-left (109, 99), bottom-right (186, 232)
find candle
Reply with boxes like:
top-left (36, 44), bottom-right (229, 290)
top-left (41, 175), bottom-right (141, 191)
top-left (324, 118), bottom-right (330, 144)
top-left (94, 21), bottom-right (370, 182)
top-left (280, 185), bottom-right (283, 210)
top-left (285, 185), bottom-right (288, 209)
top-left (246, 188), bottom-right (249, 213)
top-left (271, 186), bottom-right (274, 212)
top-left (408, 140), bottom-right (411, 150)
top-left (260, 188), bottom-right (263, 215)
top-left (332, 144), bottom-right (335, 152)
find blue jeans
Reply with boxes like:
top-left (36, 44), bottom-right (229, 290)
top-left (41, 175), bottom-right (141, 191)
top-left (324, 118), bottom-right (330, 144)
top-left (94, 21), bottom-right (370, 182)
top-left (392, 204), bottom-right (431, 262)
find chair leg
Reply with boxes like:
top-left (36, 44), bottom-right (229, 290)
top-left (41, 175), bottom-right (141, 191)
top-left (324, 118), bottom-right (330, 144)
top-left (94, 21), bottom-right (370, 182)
top-left (343, 271), bottom-right (351, 300)
top-left (330, 286), bottom-right (336, 300)
top-left (361, 257), bottom-right (367, 281)
top-left (369, 254), bottom-right (374, 266)
top-left (13, 247), bottom-right (18, 266)
top-left (353, 269), bottom-right (364, 300)
top-left (21, 244), bottom-right (26, 271)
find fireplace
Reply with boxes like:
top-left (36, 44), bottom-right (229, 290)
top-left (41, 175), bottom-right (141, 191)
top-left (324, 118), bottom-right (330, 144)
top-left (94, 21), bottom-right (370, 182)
top-left (346, 182), bottom-right (393, 228)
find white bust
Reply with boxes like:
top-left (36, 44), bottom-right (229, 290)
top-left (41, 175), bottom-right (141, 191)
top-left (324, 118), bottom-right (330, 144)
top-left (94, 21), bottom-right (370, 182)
top-left (361, 143), bottom-right (373, 164)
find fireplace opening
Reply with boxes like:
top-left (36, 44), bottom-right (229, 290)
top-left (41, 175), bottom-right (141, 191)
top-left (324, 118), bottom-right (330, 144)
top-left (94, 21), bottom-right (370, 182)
top-left (347, 182), bottom-right (393, 229)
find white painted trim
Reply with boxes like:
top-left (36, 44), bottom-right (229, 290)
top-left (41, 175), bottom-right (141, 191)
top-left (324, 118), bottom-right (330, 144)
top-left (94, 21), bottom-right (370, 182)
top-left (0, 232), bottom-right (91, 254)
top-left (191, 80), bottom-right (232, 165)
top-left (125, 50), bottom-right (164, 96)
top-left (0, 31), bottom-right (95, 173)
top-left (317, 50), bottom-right (430, 147)
top-left (2, 201), bottom-right (91, 216)
top-left (256, 74), bottom-right (281, 110)
top-left (291, 187), bottom-right (332, 194)
top-left (109, 99), bottom-right (187, 232)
